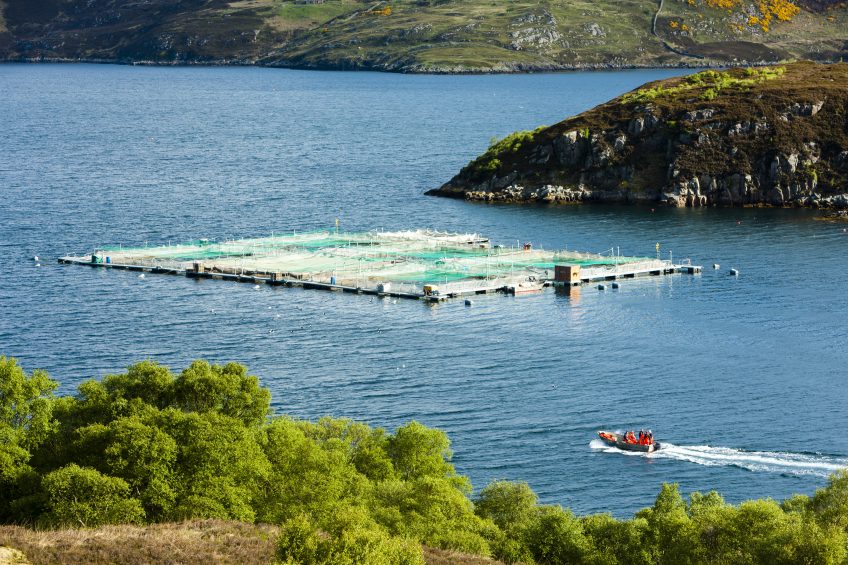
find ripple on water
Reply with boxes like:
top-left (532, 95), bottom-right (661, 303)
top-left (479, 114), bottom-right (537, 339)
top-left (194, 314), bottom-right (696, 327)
top-left (1, 64), bottom-right (847, 516)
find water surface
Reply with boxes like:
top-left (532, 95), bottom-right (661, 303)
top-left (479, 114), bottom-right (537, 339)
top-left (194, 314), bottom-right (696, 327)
top-left (1, 64), bottom-right (846, 516)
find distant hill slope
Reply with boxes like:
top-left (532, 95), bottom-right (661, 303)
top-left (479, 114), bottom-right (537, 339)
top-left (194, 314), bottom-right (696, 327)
top-left (0, 0), bottom-right (846, 71)
top-left (429, 61), bottom-right (848, 208)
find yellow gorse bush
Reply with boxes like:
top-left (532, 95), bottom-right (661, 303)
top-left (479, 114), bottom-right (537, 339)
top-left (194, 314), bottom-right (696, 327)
top-left (704, 0), bottom-right (800, 31)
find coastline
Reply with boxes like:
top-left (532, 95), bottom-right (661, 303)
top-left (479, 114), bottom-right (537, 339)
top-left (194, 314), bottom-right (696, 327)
top-left (430, 62), bottom-right (848, 208)
top-left (2, 55), bottom-right (841, 75)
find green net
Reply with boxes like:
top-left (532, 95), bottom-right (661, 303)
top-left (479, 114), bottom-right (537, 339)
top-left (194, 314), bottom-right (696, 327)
top-left (92, 230), bottom-right (659, 288)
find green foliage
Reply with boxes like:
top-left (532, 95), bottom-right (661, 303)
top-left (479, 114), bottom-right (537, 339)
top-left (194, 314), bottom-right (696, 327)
top-left (0, 357), bottom-right (57, 520)
top-left (0, 356), bottom-right (56, 456)
top-left (157, 409), bottom-right (269, 523)
top-left (465, 126), bottom-right (545, 177)
top-left (622, 66), bottom-right (786, 103)
top-left (3, 356), bottom-right (848, 565)
top-left (72, 416), bottom-right (178, 520)
top-left (581, 514), bottom-right (653, 565)
top-left (476, 480), bottom-right (538, 532)
top-left (41, 464), bottom-right (145, 527)
top-left (172, 360), bottom-right (271, 427)
top-left (257, 416), bottom-right (366, 525)
top-left (812, 470), bottom-right (848, 530)
top-left (101, 359), bottom-right (174, 409)
top-left (637, 483), bottom-right (699, 564)
top-left (806, 164), bottom-right (818, 184)
top-left (276, 513), bottom-right (425, 565)
top-left (525, 505), bottom-right (592, 564)
top-left (388, 421), bottom-right (454, 481)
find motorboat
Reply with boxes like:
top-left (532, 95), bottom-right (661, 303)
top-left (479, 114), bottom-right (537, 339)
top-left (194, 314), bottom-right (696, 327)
top-left (597, 430), bottom-right (661, 453)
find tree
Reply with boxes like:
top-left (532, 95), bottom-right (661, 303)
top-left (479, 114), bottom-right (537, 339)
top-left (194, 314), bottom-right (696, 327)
top-left (582, 514), bottom-right (654, 565)
top-left (302, 417), bottom-right (396, 482)
top-left (172, 360), bottom-right (270, 426)
top-left (257, 417), bottom-right (367, 525)
top-left (276, 512), bottom-right (424, 565)
top-left (811, 470), bottom-right (848, 531)
top-left (387, 421), bottom-right (455, 481)
top-left (156, 409), bottom-right (269, 522)
top-left (0, 356), bottom-right (56, 452)
top-left (476, 480), bottom-right (538, 532)
top-left (524, 505), bottom-right (593, 564)
top-left (101, 416), bottom-right (178, 520)
top-left (0, 357), bottom-right (57, 520)
top-left (475, 480), bottom-right (538, 563)
top-left (101, 360), bottom-right (175, 408)
top-left (41, 464), bottom-right (145, 527)
top-left (637, 483), bottom-right (698, 565)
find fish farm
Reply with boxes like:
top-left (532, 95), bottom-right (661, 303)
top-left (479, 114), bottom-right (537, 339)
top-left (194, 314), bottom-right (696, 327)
top-left (58, 229), bottom-right (701, 301)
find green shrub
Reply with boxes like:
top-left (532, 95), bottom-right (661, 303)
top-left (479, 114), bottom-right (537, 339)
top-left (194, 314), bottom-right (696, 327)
top-left (276, 514), bottom-right (424, 565)
top-left (622, 66), bottom-right (786, 103)
top-left (701, 88), bottom-right (718, 101)
top-left (476, 480), bottom-right (538, 533)
top-left (465, 126), bottom-right (545, 177)
top-left (3, 356), bottom-right (848, 565)
top-left (41, 464), bottom-right (145, 527)
top-left (525, 506), bottom-right (593, 564)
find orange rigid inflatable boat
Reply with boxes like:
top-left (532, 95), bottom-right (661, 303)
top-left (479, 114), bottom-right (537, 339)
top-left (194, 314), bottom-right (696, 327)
top-left (598, 431), bottom-right (661, 453)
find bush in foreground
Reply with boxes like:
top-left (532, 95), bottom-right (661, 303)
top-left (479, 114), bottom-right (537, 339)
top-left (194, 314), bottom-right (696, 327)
top-left (2, 355), bottom-right (848, 564)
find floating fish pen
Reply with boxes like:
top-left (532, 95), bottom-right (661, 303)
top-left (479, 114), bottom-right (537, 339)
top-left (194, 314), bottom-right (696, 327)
top-left (58, 229), bottom-right (701, 301)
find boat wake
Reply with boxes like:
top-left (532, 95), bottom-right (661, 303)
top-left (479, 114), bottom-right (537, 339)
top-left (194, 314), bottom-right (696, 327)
top-left (589, 440), bottom-right (848, 477)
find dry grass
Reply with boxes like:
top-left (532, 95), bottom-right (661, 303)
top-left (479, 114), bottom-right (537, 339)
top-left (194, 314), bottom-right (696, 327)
top-left (0, 520), bottom-right (279, 565)
top-left (0, 546), bottom-right (30, 564)
top-left (0, 521), bottom-right (505, 565)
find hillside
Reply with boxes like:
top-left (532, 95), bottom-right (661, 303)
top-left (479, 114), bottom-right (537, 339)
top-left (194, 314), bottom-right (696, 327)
top-left (429, 61), bottom-right (848, 207)
top-left (0, 0), bottom-right (846, 71)
top-left (0, 521), bottom-right (502, 565)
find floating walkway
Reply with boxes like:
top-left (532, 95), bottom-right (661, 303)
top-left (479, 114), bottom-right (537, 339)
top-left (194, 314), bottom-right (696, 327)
top-left (58, 229), bottom-right (701, 301)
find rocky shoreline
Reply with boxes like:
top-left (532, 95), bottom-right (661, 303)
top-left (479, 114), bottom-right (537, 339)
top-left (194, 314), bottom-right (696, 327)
top-left (0, 55), bottom-right (750, 74)
top-left (429, 62), bottom-right (848, 208)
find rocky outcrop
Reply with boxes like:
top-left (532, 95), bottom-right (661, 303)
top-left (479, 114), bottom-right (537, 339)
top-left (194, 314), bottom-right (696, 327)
top-left (429, 62), bottom-right (848, 208)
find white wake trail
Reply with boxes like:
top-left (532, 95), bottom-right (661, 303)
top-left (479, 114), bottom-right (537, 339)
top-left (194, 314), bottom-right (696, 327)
top-left (590, 440), bottom-right (848, 477)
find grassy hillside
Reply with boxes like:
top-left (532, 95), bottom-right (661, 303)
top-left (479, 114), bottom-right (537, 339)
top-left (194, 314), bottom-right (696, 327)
top-left (0, 0), bottom-right (846, 71)
top-left (0, 520), bottom-right (503, 564)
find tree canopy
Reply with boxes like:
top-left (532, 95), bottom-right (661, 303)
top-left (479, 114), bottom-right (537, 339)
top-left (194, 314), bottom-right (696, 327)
top-left (1, 356), bottom-right (847, 564)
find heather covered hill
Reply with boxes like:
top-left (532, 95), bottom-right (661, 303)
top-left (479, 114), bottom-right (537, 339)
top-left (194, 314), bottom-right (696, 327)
top-left (0, 0), bottom-right (846, 71)
top-left (429, 61), bottom-right (848, 207)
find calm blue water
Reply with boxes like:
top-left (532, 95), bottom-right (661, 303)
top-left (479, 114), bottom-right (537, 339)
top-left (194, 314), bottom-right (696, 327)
top-left (1, 64), bottom-right (847, 517)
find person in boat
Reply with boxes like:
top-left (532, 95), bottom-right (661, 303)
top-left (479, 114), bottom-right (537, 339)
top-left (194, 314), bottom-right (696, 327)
top-left (647, 430), bottom-right (653, 445)
top-left (624, 431), bottom-right (637, 444)
top-left (638, 429), bottom-right (645, 443)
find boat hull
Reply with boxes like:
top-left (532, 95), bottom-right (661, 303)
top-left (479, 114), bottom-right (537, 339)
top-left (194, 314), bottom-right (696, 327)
top-left (598, 431), bottom-right (660, 453)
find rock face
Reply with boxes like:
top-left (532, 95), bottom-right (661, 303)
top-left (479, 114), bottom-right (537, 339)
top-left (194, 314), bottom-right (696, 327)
top-left (429, 62), bottom-right (848, 208)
